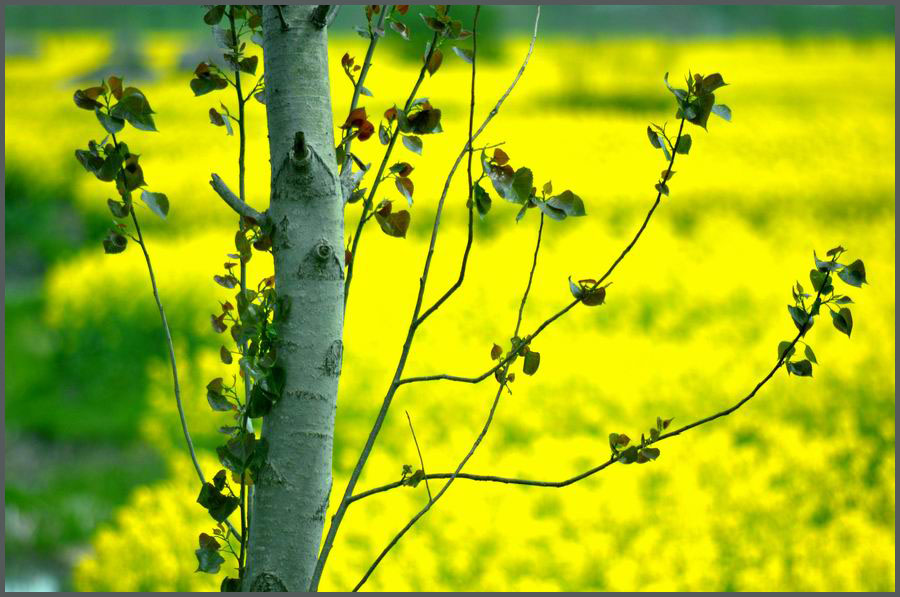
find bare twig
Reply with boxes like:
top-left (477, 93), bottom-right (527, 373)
top-left (129, 207), bottom-right (242, 543)
top-left (405, 411), bottom-right (432, 501)
top-left (354, 202), bottom-right (546, 590)
top-left (354, 383), bottom-right (505, 591)
top-left (209, 173), bottom-right (266, 222)
top-left (414, 5), bottom-right (480, 327)
top-left (340, 6), bottom-right (387, 175)
top-left (309, 9), bottom-right (541, 591)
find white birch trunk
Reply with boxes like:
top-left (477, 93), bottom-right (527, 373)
top-left (244, 5), bottom-right (343, 591)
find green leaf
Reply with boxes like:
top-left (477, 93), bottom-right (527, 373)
top-left (608, 433), bottom-right (620, 450)
top-left (777, 341), bottom-right (795, 361)
top-left (647, 126), bottom-right (662, 149)
top-left (474, 183), bottom-right (491, 218)
top-left (837, 259), bottom-right (867, 287)
top-left (687, 92), bottom-right (716, 130)
top-left (95, 109), bottom-right (125, 134)
top-left (213, 469), bottom-right (227, 491)
top-left (831, 307), bottom-right (853, 337)
top-left (107, 198), bottom-right (130, 218)
top-left (813, 251), bottom-right (843, 272)
top-left (804, 344), bottom-right (817, 364)
top-left (195, 533), bottom-right (225, 574)
top-left (102, 230), bottom-right (128, 254)
top-left (826, 245), bottom-right (845, 257)
top-left (110, 87), bottom-right (157, 132)
top-left (190, 76), bottom-right (228, 96)
top-left (206, 385), bottom-right (232, 412)
top-left (247, 384), bottom-right (276, 418)
top-left (395, 176), bottom-right (414, 206)
top-left (452, 46), bottom-right (474, 64)
top-left (711, 104), bottom-right (732, 121)
top-left (701, 73), bottom-right (727, 93)
top-left (203, 5), bottom-right (226, 25)
top-left (618, 445), bottom-right (639, 464)
top-left (674, 134), bottom-right (692, 155)
top-left (546, 190), bottom-right (586, 217)
top-left (537, 200), bottom-right (567, 221)
top-left (511, 167), bottom-right (534, 204)
top-left (640, 447), bottom-right (660, 461)
top-left (75, 148), bottom-right (104, 175)
top-left (221, 578), bottom-right (241, 591)
top-left (833, 295), bottom-right (853, 305)
top-left (568, 276), bottom-right (583, 300)
top-left (402, 135), bottom-right (423, 155)
top-left (787, 305), bottom-right (812, 332)
top-left (522, 350), bottom-right (540, 376)
top-left (662, 73), bottom-right (688, 103)
top-left (390, 21), bottom-right (410, 40)
top-left (809, 269), bottom-right (833, 294)
top-left (786, 359), bottom-right (813, 377)
top-left (140, 190), bottom-right (169, 219)
top-left (425, 48), bottom-right (443, 75)
top-left (73, 88), bottom-right (103, 110)
top-left (658, 136), bottom-right (671, 161)
top-left (196, 482), bottom-right (239, 522)
top-left (374, 209), bottom-right (411, 238)
top-left (238, 55), bottom-right (258, 75)
top-left (655, 182), bottom-right (669, 196)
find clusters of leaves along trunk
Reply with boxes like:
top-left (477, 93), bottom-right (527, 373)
top-left (187, 6), bottom-right (273, 588)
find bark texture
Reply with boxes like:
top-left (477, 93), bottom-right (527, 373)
top-left (245, 5), bottom-right (343, 591)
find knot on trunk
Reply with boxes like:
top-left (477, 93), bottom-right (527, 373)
top-left (297, 239), bottom-right (343, 281)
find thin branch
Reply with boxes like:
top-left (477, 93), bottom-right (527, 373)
top-left (343, 25), bottom-right (442, 314)
top-left (309, 8), bottom-right (541, 591)
top-left (227, 5), bottom-right (252, 575)
top-left (354, 191), bottom-right (546, 590)
top-left (209, 173), bottom-right (266, 222)
top-left (516, 212), bottom-right (544, 337)
top-left (340, 6), bottom-right (387, 175)
top-left (349, 277), bottom-right (828, 505)
top-left (400, 117), bottom-right (687, 387)
top-left (129, 207), bottom-right (242, 543)
top-left (405, 411), bottom-right (432, 502)
top-left (354, 383), bottom-right (505, 592)
top-left (414, 5), bottom-right (480, 327)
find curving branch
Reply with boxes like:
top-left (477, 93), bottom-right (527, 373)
top-left (209, 173), bottom-right (267, 222)
top-left (413, 5), bottom-right (480, 328)
top-left (129, 206), bottom-right (242, 543)
top-left (349, 287), bottom-right (825, 505)
top-left (353, 208), bottom-right (547, 591)
top-left (340, 6), bottom-right (387, 176)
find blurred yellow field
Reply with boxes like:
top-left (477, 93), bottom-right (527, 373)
top-left (6, 28), bottom-right (894, 591)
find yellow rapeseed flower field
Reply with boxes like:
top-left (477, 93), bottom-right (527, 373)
top-left (6, 29), bottom-right (893, 591)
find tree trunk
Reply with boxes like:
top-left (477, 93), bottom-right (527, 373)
top-left (244, 5), bottom-right (343, 591)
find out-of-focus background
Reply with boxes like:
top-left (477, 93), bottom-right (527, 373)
top-left (4, 5), bottom-right (895, 592)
